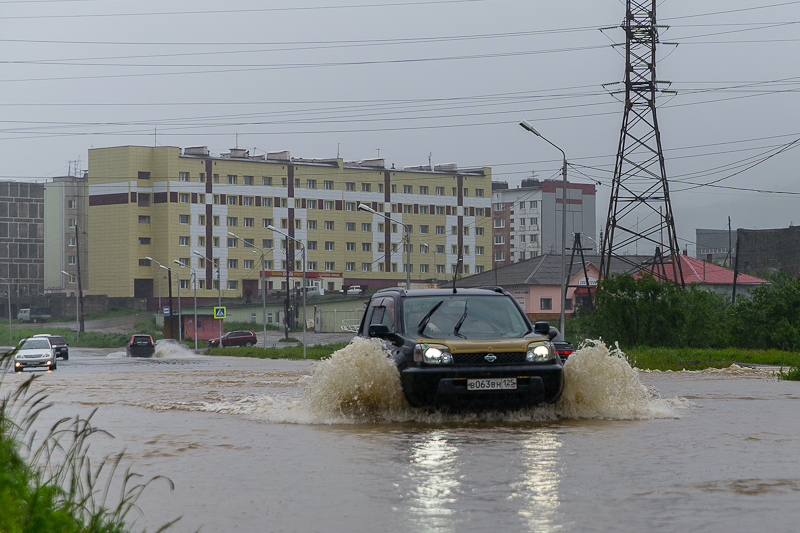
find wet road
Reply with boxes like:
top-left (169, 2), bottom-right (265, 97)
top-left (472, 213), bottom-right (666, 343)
top-left (6, 342), bottom-right (800, 533)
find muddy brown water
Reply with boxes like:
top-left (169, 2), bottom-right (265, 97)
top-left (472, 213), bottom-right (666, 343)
top-left (7, 339), bottom-right (800, 532)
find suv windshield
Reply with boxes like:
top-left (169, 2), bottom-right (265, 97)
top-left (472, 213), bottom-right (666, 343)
top-left (402, 295), bottom-right (530, 339)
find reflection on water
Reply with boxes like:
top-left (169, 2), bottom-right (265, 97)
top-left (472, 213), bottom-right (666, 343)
top-left (407, 431), bottom-right (461, 533)
top-left (513, 430), bottom-right (563, 532)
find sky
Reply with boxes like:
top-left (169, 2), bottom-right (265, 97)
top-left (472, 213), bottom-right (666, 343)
top-left (2, 0), bottom-right (799, 256)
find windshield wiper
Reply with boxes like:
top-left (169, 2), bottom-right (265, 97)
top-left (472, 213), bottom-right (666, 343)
top-left (453, 300), bottom-right (469, 338)
top-left (417, 300), bottom-right (444, 336)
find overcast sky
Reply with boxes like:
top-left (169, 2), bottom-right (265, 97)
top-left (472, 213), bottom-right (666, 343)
top-left (2, 0), bottom-right (799, 255)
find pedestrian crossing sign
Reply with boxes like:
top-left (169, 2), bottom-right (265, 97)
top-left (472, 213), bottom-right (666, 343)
top-left (214, 307), bottom-right (226, 319)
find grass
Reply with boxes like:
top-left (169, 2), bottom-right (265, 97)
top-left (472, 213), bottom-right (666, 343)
top-left (0, 349), bottom-right (179, 532)
top-left (620, 346), bottom-right (800, 373)
top-left (206, 342), bottom-right (350, 360)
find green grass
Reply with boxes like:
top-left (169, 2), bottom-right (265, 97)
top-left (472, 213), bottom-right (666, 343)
top-left (206, 342), bottom-right (350, 360)
top-left (621, 346), bottom-right (800, 372)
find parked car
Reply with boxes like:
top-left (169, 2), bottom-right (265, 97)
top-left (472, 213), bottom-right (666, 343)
top-left (13, 337), bottom-right (57, 372)
top-left (17, 307), bottom-right (52, 323)
top-left (547, 326), bottom-right (576, 363)
top-left (126, 334), bottom-right (155, 357)
top-left (359, 287), bottom-right (563, 409)
top-left (33, 334), bottom-right (69, 360)
top-left (207, 330), bottom-right (258, 348)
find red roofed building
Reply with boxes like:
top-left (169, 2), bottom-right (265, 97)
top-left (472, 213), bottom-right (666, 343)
top-left (643, 254), bottom-right (769, 299)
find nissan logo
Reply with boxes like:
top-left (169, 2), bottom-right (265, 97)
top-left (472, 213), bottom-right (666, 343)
top-left (485, 354), bottom-right (497, 363)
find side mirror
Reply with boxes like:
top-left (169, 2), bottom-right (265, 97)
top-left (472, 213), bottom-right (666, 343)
top-left (368, 324), bottom-right (392, 338)
top-left (533, 321), bottom-right (550, 336)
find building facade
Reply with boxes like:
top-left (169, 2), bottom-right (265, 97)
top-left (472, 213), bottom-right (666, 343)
top-left (695, 228), bottom-right (734, 265)
top-left (44, 175), bottom-right (88, 295)
top-left (0, 181), bottom-right (45, 300)
top-left (87, 145), bottom-right (493, 303)
top-left (491, 178), bottom-right (596, 268)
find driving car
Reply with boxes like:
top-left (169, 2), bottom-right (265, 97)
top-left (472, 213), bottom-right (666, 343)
top-left (359, 287), bottom-right (563, 409)
top-left (207, 330), bottom-right (257, 348)
top-left (13, 337), bottom-right (57, 372)
top-left (542, 325), bottom-right (576, 363)
top-left (126, 334), bottom-right (155, 357)
top-left (33, 334), bottom-right (69, 360)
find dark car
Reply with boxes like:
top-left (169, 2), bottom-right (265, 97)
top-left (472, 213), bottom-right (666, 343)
top-left (207, 330), bottom-right (258, 348)
top-left (359, 287), bottom-right (563, 409)
top-left (539, 324), bottom-right (575, 363)
top-left (126, 334), bottom-right (155, 357)
top-left (33, 334), bottom-right (69, 360)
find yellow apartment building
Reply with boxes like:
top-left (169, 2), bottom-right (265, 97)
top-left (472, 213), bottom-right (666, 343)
top-left (87, 145), bottom-right (493, 303)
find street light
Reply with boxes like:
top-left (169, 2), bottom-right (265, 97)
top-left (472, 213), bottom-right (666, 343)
top-left (60, 271), bottom-right (79, 345)
top-left (0, 277), bottom-right (11, 346)
top-left (267, 225), bottom-right (307, 359)
top-left (359, 203), bottom-right (411, 289)
top-left (228, 231), bottom-right (272, 349)
top-left (145, 256), bottom-right (163, 312)
top-left (170, 267), bottom-right (183, 340)
top-left (174, 260), bottom-right (198, 351)
top-left (520, 120), bottom-right (568, 334)
top-left (193, 250), bottom-right (223, 340)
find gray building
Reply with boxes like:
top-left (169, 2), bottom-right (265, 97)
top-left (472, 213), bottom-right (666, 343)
top-left (736, 226), bottom-right (800, 277)
top-left (0, 181), bottom-right (46, 300)
top-left (44, 175), bottom-right (88, 294)
top-left (695, 228), bottom-right (734, 264)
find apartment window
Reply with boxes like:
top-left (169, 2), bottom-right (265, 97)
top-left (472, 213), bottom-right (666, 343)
top-left (198, 236), bottom-right (205, 246)
top-left (227, 217), bottom-right (238, 227)
top-left (378, 184), bottom-right (384, 193)
top-left (178, 172), bottom-right (190, 182)
top-left (475, 188), bottom-right (484, 197)
top-left (540, 298), bottom-right (552, 311)
top-left (495, 252), bottom-right (505, 261)
top-left (463, 227), bottom-right (470, 236)
top-left (436, 264), bottom-right (445, 274)
top-left (263, 218), bottom-right (273, 228)
top-left (362, 242), bottom-right (371, 252)
top-left (307, 220), bottom-right (317, 230)
top-left (243, 196), bottom-right (254, 206)
top-left (346, 262), bottom-right (355, 272)
top-left (307, 179), bottom-right (317, 189)
top-left (227, 196), bottom-right (238, 206)
top-left (179, 214), bottom-right (190, 224)
top-left (307, 199), bottom-right (317, 209)
top-left (419, 205), bottom-right (429, 214)
top-left (436, 186), bottom-right (444, 195)
top-left (138, 258), bottom-right (149, 267)
top-left (435, 206), bottom-right (445, 215)
top-left (138, 171), bottom-right (151, 180)
top-left (420, 244), bottom-right (428, 253)
top-left (451, 226), bottom-right (458, 235)
top-left (378, 242), bottom-right (385, 252)
top-left (378, 223), bottom-right (384, 232)
top-left (227, 174), bottom-right (237, 184)
top-left (227, 237), bottom-right (238, 248)
top-left (199, 193), bottom-right (205, 203)
top-left (361, 183), bottom-right (371, 192)
top-left (295, 199), bottom-right (302, 208)
top-left (68, 236), bottom-right (76, 246)
top-left (495, 236), bottom-right (505, 244)
top-left (345, 202), bottom-right (356, 211)
top-left (403, 185), bottom-right (413, 194)
top-left (452, 187), bottom-right (457, 196)
top-left (325, 261), bottom-right (335, 271)
top-left (228, 258), bottom-right (238, 269)
top-left (281, 177), bottom-right (287, 186)
top-left (324, 180), bottom-right (334, 190)
top-left (476, 265), bottom-right (484, 274)
top-left (464, 245), bottom-right (470, 255)
top-left (307, 261), bottom-right (317, 270)
top-left (240, 217), bottom-right (252, 228)
top-left (68, 199), bottom-right (77, 209)
top-left (307, 241), bottom-right (317, 250)
top-left (213, 195), bottom-right (221, 205)
top-left (476, 208), bottom-right (484, 216)
top-left (531, 217), bottom-right (539, 226)
top-left (69, 255), bottom-right (77, 265)
top-left (493, 203), bottom-right (503, 211)
top-left (198, 214), bottom-right (205, 225)
top-left (476, 227), bottom-right (484, 236)
top-left (419, 186), bottom-right (428, 195)
top-left (476, 246), bottom-right (484, 256)
top-left (213, 174), bottom-right (220, 183)
top-left (452, 245), bottom-right (458, 255)
top-left (324, 221), bottom-right (334, 230)
top-left (420, 264), bottom-right (429, 273)
top-left (362, 263), bottom-right (372, 272)
top-left (403, 204), bottom-right (413, 213)
top-left (213, 236), bottom-right (220, 247)
top-left (262, 197), bottom-right (273, 207)
top-left (325, 241), bottom-right (335, 251)
top-left (346, 222), bottom-right (356, 231)
top-left (435, 244), bottom-right (444, 254)
top-left (494, 219), bottom-right (506, 228)
top-left (68, 217), bottom-right (77, 228)
top-left (530, 200), bottom-right (538, 208)
top-left (324, 200), bottom-right (334, 210)
top-left (139, 237), bottom-right (151, 245)
top-left (436, 226), bottom-right (445, 235)
top-left (295, 219), bottom-right (301, 229)
top-left (361, 223), bottom-right (371, 232)
top-left (262, 239), bottom-right (273, 249)
top-left (378, 263), bottom-right (385, 272)
top-left (463, 265), bottom-right (470, 274)
top-left (227, 280), bottom-right (238, 290)
top-left (139, 215), bottom-right (150, 224)
top-left (345, 182), bottom-right (355, 191)
top-left (392, 263), bottom-right (398, 272)
top-left (463, 188), bottom-right (469, 197)
top-left (281, 218), bottom-right (288, 229)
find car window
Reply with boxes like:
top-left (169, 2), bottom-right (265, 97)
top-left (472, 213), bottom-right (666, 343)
top-left (21, 339), bottom-right (51, 349)
top-left (401, 295), bottom-right (530, 339)
top-left (49, 336), bottom-right (66, 344)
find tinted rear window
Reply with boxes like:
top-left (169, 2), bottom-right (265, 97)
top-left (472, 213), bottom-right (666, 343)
top-left (48, 336), bottom-right (66, 344)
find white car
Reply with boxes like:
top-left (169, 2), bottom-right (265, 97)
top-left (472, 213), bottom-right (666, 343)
top-left (14, 337), bottom-right (57, 372)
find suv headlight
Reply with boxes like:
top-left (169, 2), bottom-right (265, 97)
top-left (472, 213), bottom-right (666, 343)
top-left (414, 343), bottom-right (453, 364)
top-left (526, 341), bottom-right (555, 363)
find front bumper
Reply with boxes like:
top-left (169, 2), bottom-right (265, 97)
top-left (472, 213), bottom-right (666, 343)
top-left (15, 358), bottom-right (54, 370)
top-left (400, 363), bottom-right (563, 409)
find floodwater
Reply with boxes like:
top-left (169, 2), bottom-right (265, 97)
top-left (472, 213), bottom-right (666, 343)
top-left (8, 339), bottom-right (800, 532)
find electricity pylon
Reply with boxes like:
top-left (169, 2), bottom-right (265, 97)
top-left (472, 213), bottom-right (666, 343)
top-left (599, 0), bottom-right (684, 286)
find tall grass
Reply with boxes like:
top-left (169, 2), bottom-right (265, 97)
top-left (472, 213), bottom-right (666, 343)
top-left (0, 348), bottom-right (179, 532)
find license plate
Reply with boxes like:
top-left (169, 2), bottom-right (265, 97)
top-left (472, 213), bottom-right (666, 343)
top-left (466, 378), bottom-right (517, 391)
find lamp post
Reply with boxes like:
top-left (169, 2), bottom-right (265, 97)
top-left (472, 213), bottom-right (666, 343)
top-left (267, 225), bottom-right (306, 359)
top-left (172, 268), bottom-right (183, 340)
top-left (145, 256), bottom-right (163, 313)
top-left (359, 203), bottom-right (411, 289)
top-left (520, 120), bottom-right (568, 334)
top-left (0, 277), bottom-right (11, 346)
top-left (228, 231), bottom-right (272, 348)
top-left (193, 250), bottom-right (223, 340)
top-left (60, 271), bottom-right (79, 344)
top-left (174, 260), bottom-right (198, 351)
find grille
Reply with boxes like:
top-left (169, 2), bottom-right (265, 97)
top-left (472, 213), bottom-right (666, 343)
top-left (452, 352), bottom-right (527, 365)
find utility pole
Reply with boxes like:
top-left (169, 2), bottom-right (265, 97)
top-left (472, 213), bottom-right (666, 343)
top-left (75, 224), bottom-right (85, 333)
top-left (600, 0), bottom-right (684, 287)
